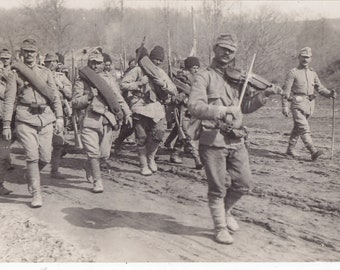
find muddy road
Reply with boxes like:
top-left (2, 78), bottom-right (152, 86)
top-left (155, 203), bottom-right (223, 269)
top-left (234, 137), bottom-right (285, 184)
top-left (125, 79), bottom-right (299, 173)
top-left (0, 96), bottom-right (339, 262)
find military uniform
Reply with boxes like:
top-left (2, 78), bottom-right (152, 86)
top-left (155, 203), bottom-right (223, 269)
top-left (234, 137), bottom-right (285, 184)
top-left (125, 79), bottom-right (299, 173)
top-left (120, 59), bottom-right (177, 175)
top-left (72, 51), bottom-right (131, 192)
top-left (282, 47), bottom-right (334, 160)
top-left (2, 39), bottom-right (63, 208)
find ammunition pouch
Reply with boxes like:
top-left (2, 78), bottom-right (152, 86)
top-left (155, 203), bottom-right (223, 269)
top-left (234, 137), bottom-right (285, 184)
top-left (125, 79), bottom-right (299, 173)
top-left (19, 102), bottom-right (47, 115)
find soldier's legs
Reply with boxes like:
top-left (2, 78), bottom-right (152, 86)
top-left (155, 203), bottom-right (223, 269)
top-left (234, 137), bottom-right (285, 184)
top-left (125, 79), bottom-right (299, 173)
top-left (0, 137), bottom-right (12, 195)
top-left (99, 124), bottom-right (113, 168)
top-left (146, 118), bottom-right (165, 173)
top-left (199, 145), bottom-right (233, 244)
top-left (114, 123), bottom-right (134, 155)
top-left (51, 132), bottom-right (65, 178)
top-left (164, 124), bottom-right (178, 149)
top-left (81, 127), bottom-right (104, 192)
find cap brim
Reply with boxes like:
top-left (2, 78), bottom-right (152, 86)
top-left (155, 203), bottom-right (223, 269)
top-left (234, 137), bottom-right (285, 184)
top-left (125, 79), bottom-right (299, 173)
top-left (21, 47), bottom-right (37, 52)
top-left (300, 54), bottom-right (312, 57)
top-left (217, 43), bottom-right (236, 52)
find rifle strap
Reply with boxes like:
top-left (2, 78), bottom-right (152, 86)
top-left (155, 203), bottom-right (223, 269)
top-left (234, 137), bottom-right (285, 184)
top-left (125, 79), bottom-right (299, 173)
top-left (11, 62), bottom-right (55, 104)
top-left (78, 66), bottom-right (123, 117)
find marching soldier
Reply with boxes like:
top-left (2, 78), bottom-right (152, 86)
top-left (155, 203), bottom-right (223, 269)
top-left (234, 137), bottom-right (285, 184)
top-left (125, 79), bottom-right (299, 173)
top-left (120, 45), bottom-right (177, 176)
top-left (0, 49), bottom-right (12, 78)
top-left (72, 49), bottom-right (132, 193)
top-left (188, 33), bottom-right (279, 244)
top-left (282, 47), bottom-right (337, 160)
top-left (2, 38), bottom-right (64, 207)
top-left (0, 61), bottom-right (12, 195)
top-left (44, 53), bottom-right (72, 179)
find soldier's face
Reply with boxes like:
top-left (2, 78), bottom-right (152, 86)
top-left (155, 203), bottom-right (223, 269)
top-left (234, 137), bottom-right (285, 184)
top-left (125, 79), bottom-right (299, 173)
top-left (214, 45), bottom-right (235, 65)
top-left (299, 55), bottom-right (312, 67)
top-left (188, 66), bottom-right (199, 75)
top-left (0, 57), bottom-right (11, 67)
top-left (89, 60), bottom-right (103, 73)
top-left (104, 61), bottom-right (112, 72)
top-left (22, 49), bottom-right (37, 65)
top-left (44, 60), bottom-right (58, 71)
top-left (151, 58), bottom-right (163, 66)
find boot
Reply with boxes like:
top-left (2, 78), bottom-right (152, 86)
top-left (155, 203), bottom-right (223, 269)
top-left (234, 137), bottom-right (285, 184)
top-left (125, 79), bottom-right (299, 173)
top-left (224, 190), bottom-right (243, 232)
top-left (82, 159), bottom-right (93, 183)
top-left (27, 161), bottom-right (42, 208)
top-left (209, 197), bottom-right (233, 244)
top-left (89, 158), bottom-right (104, 193)
top-left (0, 183), bottom-right (12, 195)
top-left (301, 133), bottom-right (320, 160)
top-left (146, 140), bottom-right (160, 173)
top-left (50, 146), bottom-right (66, 179)
top-left (137, 146), bottom-right (152, 176)
top-left (286, 145), bottom-right (297, 159)
top-left (170, 149), bottom-right (183, 164)
top-left (286, 133), bottom-right (299, 159)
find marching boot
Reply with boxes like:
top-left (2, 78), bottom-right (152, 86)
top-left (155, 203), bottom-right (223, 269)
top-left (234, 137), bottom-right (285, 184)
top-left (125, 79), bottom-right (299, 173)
top-left (224, 190), bottom-right (243, 232)
top-left (170, 148), bottom-right (183, 164)
top-left (137, 146), bottom-right (152, 176)
top-left (192, 149), bottom-right (203, 170)
top-left (286, 132), bottom-right (299, 159)
top-left (50, 145), bottom-right (66, 179)
top-left (0, 183), bottom-right (12, 195)
top-left (146, 140), bottom-right (160, 173)
top-left (301, 133), bottom-right (323, 160)
top-left (0, 159), bottom-right (12, 195)
top-left (82, 159), bottom-right (93, 183)
top-left (209, 197), bottom-right (234, 244)
top-left (90, 158), bottom-right (104, 193)
top-left (27, 160), bottom-right (42, 208)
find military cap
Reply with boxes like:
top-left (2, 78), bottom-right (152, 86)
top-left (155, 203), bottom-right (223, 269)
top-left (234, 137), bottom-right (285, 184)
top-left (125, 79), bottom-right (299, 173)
top-left (88, 49), bottom-right (103, 62)
top-left (0, 49), bottom-right (11, 59)
top-left (21, 38), bottom-right (38, 52)
top-left (184, 56), bottom-right (200, 69)
top-left (44, 53), bottom-right (58, 62)
top-left (215, 33), bottom-right (237, 51)
top-left (299, 47), bottom-right (312, 57)
top-left (150, 46), bottom-right (165, 61)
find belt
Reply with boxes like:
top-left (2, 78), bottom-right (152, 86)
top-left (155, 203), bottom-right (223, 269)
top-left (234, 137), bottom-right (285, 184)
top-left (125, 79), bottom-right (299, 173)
top-left (18, 102), bottom-right (47, 108)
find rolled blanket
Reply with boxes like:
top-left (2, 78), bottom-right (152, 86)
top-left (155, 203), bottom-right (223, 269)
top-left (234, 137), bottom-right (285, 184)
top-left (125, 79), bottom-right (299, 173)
top-left (78, 66), bottom-right (123, 120)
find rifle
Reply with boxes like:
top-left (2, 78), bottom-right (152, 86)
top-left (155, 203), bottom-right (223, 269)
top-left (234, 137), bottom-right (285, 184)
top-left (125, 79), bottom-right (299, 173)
top-left (71, 49), bottom-right (83, 150)
top-left (135, 36), bottom-right (146, 62)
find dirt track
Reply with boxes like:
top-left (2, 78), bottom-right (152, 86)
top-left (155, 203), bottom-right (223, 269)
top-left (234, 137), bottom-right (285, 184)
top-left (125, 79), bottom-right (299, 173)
top-left (0, 96), bottom-right (340, 262)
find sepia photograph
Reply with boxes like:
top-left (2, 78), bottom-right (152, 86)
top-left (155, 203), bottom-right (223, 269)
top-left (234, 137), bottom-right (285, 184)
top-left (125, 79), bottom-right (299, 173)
top-left (0, 0), bottom-right (339, 266)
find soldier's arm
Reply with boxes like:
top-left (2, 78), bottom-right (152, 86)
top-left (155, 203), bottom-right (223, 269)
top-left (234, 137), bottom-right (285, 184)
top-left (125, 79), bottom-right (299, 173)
top-left (154, 68), bottom-right (177, 96)
top-left (282, 70), bottom-right (294, 107)
top-left (72, 78), bottom-right (90, 109)
top-left (111, 79), bottom-right (132, 117)
top-left (2, 72), bottom-right (18, 128)
top-left (60, 74), bottom-right (73, 100)
top-left (188, 72), bottom-right (224, 121)
top-left (314, 73), bottom-right (333, 98)
top-left (240, 90), bottom-right (268, 114)
top-left (120, 67), bottom-right (143, 92)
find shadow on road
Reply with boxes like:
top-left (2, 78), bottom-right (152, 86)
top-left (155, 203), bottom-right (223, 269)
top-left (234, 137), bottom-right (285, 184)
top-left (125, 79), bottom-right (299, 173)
top-left (62, 207), bottom-right (210, 238)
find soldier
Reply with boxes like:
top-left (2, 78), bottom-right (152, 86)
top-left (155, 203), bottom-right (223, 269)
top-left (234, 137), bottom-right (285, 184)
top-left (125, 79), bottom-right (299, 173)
top-left (282, 47), bottom-right (336, 160)
top-left (120, 46), bottom-right (177, 176)
top-left (188, 33), bottom-right (279, 244)
top-left (0, 61), bottom-right (12, 195)
top-left (72, 50), bottom-right (132, 193)
top-left (44, 53), bottom-right (72, 178)
top-left (0, 49), bottom-right (12, 78)
top-left (2, 38), bottom-right (63, 207)
top-left (167, 56), bottom-right (203, 169)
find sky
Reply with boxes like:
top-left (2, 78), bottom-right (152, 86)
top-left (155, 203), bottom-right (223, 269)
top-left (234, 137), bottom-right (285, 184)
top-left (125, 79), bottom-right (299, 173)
top-left (0, 0), bottom-right (340, 20)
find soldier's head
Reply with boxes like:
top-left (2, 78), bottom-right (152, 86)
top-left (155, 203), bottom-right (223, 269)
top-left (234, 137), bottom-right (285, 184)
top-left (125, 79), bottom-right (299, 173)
top-left (150, 46), bottom-right (164, 66)
top-left (44, 53), bottom-right (59, 71)
top-left (20, 38), bottom-right (38, 65)
top-left (0, 61), bottom-right (4, 76)
top-left (298, 47), bottom-right (312, 68)
top-left (213, 33), bottom-right (237, 66)
top-left (88, 50), bottom-right (103, 73)
top-left (0, 49), bottom-right (12, 67)
top-left (184, 56), bottom-right (200, 75)
top-left (103, 53), bottom-right (112, 72)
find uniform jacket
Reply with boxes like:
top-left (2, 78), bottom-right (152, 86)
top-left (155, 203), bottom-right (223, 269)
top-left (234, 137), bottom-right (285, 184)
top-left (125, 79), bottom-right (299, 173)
top-left (53, 71), bottom-right (72, 100)
top-left (72, 70), bottom-right (131, 130)
top-left (282, 66), bottom-right (332, 115)
top-left (2, 64), bottom-right (63, 128)
top-left (188, 59), bottom-right (267, 148)
top-left (120, 66), bottom-right (177, 123)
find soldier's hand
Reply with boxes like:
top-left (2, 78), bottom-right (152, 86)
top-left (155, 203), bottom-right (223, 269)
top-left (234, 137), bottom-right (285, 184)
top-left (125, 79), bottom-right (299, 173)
top-left (218, 105), bottom-right (241, 120)
top-left (330, 89), bottom-right (337, 99)
top-left (138, 76), bottom-right (149, 87)
top-left (2, 128), bottom-right (11, 141)
top-left (125, 115), bottom-right (133, 128)
top-left (282, 106), bottom-right (290, 117)
top-left (265, 85), bottom-right (282, 97)
top-left (55, 118), bottom-right (64, 134)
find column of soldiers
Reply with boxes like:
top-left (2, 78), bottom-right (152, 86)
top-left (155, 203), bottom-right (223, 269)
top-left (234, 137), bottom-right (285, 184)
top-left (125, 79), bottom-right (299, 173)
top-left (0, 35), bottom-right (337, 246)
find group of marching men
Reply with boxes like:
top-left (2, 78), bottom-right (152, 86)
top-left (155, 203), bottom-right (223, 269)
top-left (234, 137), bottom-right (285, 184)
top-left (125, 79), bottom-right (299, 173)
top-left (0, 38), bottom-right (203, 208)
top-left (0, 33), bottom-right (337, 246)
